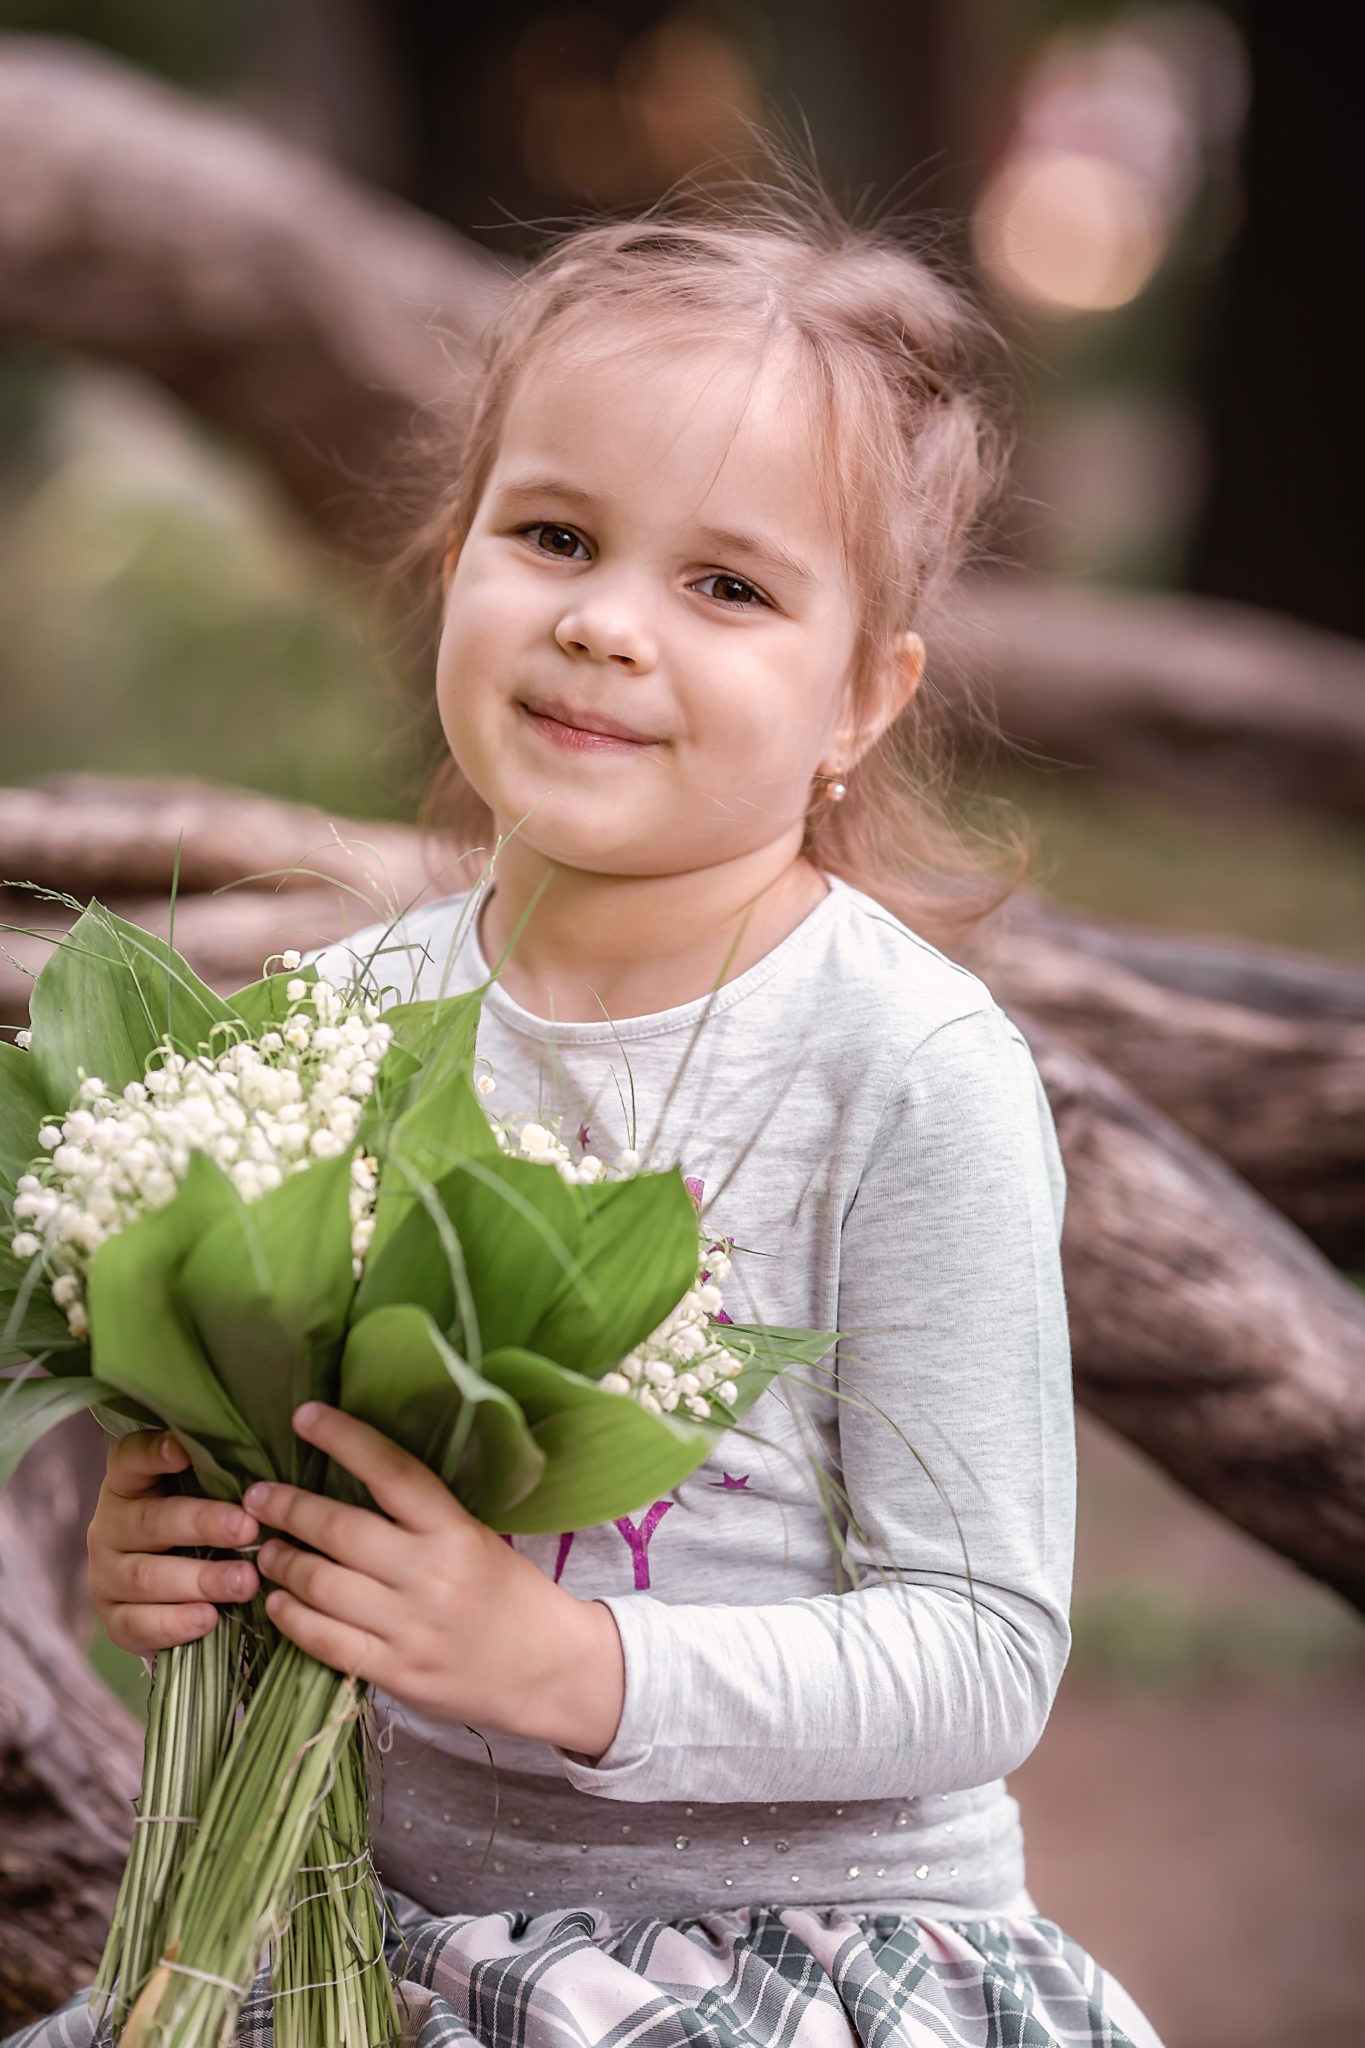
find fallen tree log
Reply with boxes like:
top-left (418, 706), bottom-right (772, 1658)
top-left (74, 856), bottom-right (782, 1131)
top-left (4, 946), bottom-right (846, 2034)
top-left (1009, 894), bottom-right (1365, 1026)
top-left (983, 928), bottom-right (1365, 1267)
top-left (1033, 1023), bottom-right (1365, 1613)
top-left (0, 34), bottom-right (507, 563)
top-left (933, 574), bottom-right (1365, 820)
top-left (0, 775), bottom-right (457, 910)
top-left (0, 1422), bottom-right (140, 2032)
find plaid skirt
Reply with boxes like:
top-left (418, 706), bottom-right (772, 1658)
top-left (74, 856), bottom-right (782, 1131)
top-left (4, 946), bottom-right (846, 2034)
top-left (7, 1894), bottom-right (1164, 2048)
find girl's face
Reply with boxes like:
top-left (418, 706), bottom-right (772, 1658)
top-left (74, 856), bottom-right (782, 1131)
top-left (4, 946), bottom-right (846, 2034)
top-left (436, 331), bottom-right (868, 879)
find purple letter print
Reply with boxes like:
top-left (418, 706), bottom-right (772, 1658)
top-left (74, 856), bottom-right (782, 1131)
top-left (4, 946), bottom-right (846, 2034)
top-left (613, 1500), bottom-right (674, 1589)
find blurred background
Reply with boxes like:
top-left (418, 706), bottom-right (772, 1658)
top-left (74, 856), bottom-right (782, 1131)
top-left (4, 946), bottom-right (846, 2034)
top-left (1, 5), bottom-right (1362, 2045)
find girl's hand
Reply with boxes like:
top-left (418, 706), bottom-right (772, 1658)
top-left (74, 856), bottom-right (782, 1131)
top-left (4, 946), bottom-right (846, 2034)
top-left (88, 1429), bottom-right (261, 1654)
top-left (245, 1404), bottom-right (627, 1762)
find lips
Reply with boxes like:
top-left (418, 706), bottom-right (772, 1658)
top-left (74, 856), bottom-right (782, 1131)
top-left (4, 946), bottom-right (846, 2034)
top-left (520, 697), bottom-right (658, 750)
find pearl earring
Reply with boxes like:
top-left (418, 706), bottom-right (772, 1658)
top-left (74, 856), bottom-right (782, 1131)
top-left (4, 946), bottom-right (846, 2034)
top-left (827, 779), bottom-right (848, 802)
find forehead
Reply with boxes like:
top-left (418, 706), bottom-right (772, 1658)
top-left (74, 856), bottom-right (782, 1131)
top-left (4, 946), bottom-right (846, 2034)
top-left (490, 323), bottom-right (845, 567)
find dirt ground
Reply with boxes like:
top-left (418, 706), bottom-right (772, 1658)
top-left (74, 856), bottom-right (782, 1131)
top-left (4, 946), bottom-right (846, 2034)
top-left (1010, 1419), bottom-right (1365, 2048)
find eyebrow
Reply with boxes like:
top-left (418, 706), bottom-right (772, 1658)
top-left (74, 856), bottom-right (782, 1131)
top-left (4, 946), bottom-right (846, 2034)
top-left (492, 473), bottom-right (595, 508)
top-left (695, 526), bottom-right (816, 588)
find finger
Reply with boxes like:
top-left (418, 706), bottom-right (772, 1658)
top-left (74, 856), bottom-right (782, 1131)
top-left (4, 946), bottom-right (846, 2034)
top-left (241, 1481), bottom-right (409, 1580)
top-left (105, 1600), bottom-right (219, 1656)
top-left (257, 1539), bottom-right (393, 1637)
top-left (106, 1492), bottom-right (258, 1555)
top-left (293, 1404), bottom-right (455, 1534)
top-left (105, 1429), bottom-right (192, 1498)
top-left (265, 1586), bottom-right (385, 1683)
top-left (94, 1550), bottom-right (259, 1610)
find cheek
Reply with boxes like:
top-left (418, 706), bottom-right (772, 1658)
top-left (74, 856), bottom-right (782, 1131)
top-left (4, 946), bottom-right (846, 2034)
top-left (434, 579), bottom-right (520, 752)
top-left (681, 637), bottom-right (843, 789)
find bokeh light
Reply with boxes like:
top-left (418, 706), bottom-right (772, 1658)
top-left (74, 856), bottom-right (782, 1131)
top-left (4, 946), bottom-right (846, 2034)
top-left (974, 4), bottom-right (1247, 320)
top-left (975, 151), bottom-right (1166, 315)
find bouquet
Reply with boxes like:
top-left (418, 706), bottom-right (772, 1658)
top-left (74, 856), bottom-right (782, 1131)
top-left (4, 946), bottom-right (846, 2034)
top-left (1, 898), bottom-right (832, 2048)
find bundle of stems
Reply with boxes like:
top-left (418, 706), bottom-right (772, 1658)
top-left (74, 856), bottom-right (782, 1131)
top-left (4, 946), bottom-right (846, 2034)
top-left (121, 1639), bottom-right (398, 2048)
top-left (93, 1607), bottom-right (248, 2031)
top-left (272, 1731), bottom-right (395, 2048)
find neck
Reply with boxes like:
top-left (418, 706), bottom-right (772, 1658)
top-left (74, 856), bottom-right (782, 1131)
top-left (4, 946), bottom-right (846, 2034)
top-left (478, 830), bottom-right (826, 1023)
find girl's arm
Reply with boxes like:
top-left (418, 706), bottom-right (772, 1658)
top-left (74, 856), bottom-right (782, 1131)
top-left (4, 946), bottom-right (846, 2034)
top-left (561, 1004), bottom-right (1075, 1804)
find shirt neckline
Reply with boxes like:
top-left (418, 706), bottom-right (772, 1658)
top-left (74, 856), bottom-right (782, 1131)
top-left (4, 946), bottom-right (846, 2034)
top-left (467, 876), bottom-right (850, 1046)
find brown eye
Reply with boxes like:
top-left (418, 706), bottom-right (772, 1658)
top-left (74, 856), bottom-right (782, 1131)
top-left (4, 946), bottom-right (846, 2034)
top-left (697, 571), bottom-right (765, 608)
top-left (532, 524), bottom-right (586, 558)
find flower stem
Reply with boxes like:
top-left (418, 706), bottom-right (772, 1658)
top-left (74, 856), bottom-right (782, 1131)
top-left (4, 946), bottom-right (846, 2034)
top-left (121, 1640), bottom-right (397, 2048)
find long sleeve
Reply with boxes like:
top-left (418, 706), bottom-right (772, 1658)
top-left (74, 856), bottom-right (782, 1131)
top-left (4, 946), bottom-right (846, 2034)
top-left (562, 1006), bottom-right (1075, 1805)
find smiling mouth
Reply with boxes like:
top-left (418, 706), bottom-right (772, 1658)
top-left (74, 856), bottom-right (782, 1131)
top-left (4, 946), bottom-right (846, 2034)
top-left (520, 699), bottom-right (658, 752)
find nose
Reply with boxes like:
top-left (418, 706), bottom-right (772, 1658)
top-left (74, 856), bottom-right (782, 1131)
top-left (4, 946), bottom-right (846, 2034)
top-left (554, 592), bottom-right (657, 672)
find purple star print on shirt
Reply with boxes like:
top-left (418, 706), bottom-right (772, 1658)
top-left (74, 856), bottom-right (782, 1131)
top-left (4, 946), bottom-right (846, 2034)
top-left (711, 1473), bottom-right (750, 1490)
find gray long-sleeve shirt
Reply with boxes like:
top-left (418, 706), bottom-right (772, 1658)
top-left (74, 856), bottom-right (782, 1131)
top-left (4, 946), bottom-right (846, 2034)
top-left (314, 878), bottom-right (1075, 1919)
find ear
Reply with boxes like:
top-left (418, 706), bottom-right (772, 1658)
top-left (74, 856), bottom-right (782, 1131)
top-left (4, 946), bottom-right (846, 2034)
top-left (822, 633), bottom-right (926, 777)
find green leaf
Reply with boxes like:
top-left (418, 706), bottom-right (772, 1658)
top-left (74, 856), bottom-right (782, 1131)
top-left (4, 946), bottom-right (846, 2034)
top-left (225, 964), bottom-right (317, 1033)
top-left (355, 1152), bottom-right (585, 1359)
top-left (339, 1304), bottom-right (544, 1520)
top-left (723, 1324), bottom-right (838, 1377)
top-left (0, 1041), bottom-right (51, 1195)
top-left (524, 1172), bottom-right (699, 1378)
top-left (175, 1154), bottom-right (356, 1485)
top-left (380, 993), bottom-right (484, 1079)
top-left (478, 1347), bottom-right (717, 1533)
top-left (0, 1373), bottom-right (116, 1489)
top-left (86, 1152), bottom-right (270, 1498)
top-left (28, 904), bottom-right (236, 1111)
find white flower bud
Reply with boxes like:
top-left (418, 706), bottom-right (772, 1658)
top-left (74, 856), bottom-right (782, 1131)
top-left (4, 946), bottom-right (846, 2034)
top-left (280, 950), bottom-right (302, 972)
top-left (51, 1273), bottom-right (80, 1308)
top-left (66, 1302), bottom-right (90, 1339)
top-left (476, 1073), bottom-right (496, 1097)
top-left (10, 1232), bottom-right (41, 1260)
top-left (638, 1389), bottom-right (662, 1415)
top-left (38, 1126), bottom-right (62, 1150)
top-left (286, 979), bottom-right (308, 1001)
top-left (685, 1395), bottom-right (710, 1419)
top-left (598, 1372), bottom-right (631, 1394)
top-left (14, 1029), bottom-right (31, 1049)
top-left (618, 1148), bottom-right (641, 1173)
top-left (309, 1129), bottom-right (345, 1159)
top-left (717, 1379), bottom-right (738, 1404)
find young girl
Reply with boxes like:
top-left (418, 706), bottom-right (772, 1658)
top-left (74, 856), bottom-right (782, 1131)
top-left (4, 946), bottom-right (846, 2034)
top-left (57, 201), bottom-right (1163, 2048)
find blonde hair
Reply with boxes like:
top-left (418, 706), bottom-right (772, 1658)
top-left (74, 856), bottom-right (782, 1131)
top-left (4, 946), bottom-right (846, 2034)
top-left (408, 193), bottom-right (1017, 950)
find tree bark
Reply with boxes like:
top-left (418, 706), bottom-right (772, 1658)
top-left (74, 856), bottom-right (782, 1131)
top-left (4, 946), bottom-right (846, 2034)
top-left (932, 573), bottom-right (1365, 819)
top-left (983, 927), bottom-right (1365, 1267)
top-left (0, 775), bottom-right (455, 909)
top-left (0, 35), bottom-right (507, 563)
top-left (1032, 1023), bottom-right (1365, 1614)
top-left (0, 1421), bottom-right (140, 2032)
top-left (1008, 893), bottom-right (1365, 1027)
